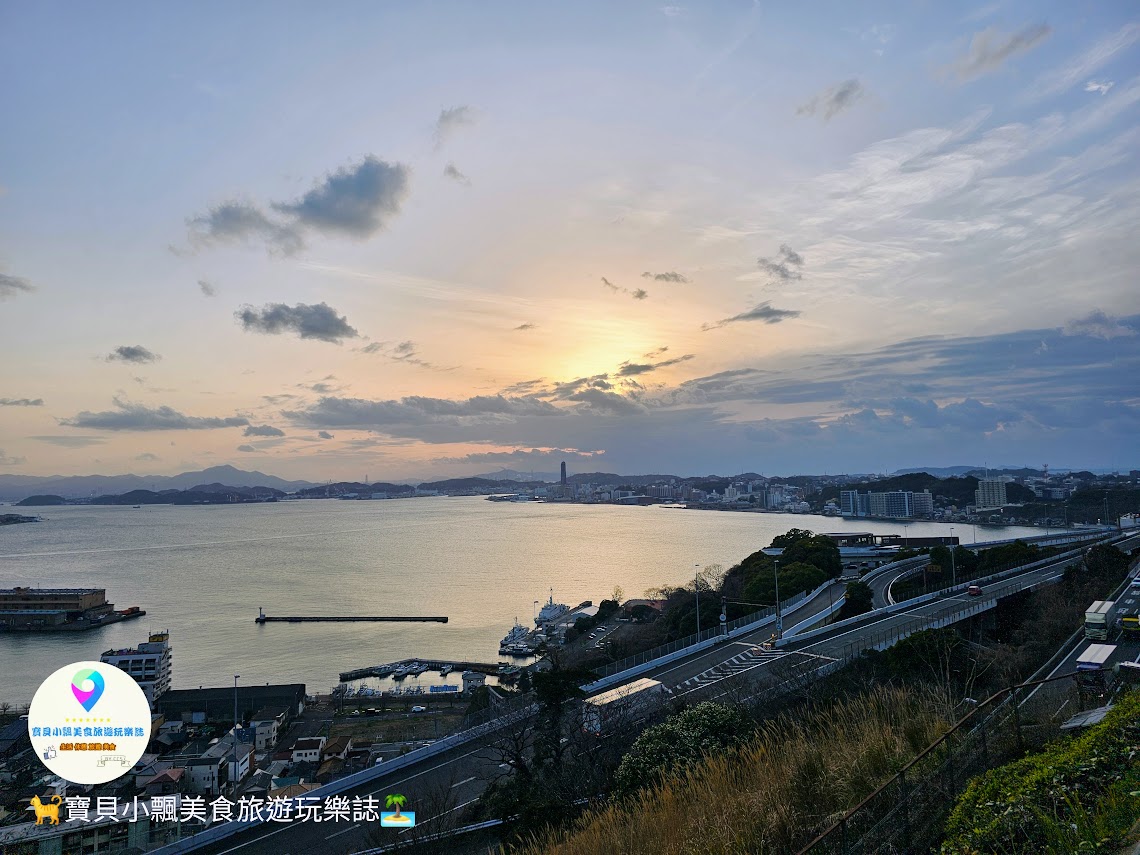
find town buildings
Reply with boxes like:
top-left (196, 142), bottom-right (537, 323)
top-left (100, 631), bottom-right (173, 702)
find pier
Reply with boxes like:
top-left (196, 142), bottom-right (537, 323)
top-left (255, 608), bottom-right (447, 624)
top-left (339, 658), bottom-right (502, 682)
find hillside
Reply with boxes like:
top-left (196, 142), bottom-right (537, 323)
top-left (819, 472), bottom-right (1035, 506)
top-left (0, 465), bottom-right (318, 501)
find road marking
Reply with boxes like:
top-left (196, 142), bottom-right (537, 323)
top-left (450, 776), bottom-right (476, 788)
top-left (397, 797), bottom-right (481, 835)
top-left (324, 823), bottom-right (361, 840)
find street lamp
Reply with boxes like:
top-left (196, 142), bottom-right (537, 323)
top-left (694, 564), bottom-right (702, 638)
top-left (774, 559), bottom-right (783, 639)
top-left (949, 528), bottom-right (956, 588)
top-left (232, 675), bottom-right (240, 798)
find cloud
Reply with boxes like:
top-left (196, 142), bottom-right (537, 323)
top-left (1085, 80), bottom-right (1115, 95)
top-left (0, 450), bottom-right (26, 466)
top-left (236, 302), bottom-right (359, 343)
top-left (797, 79), bottom-right (866, 120)
top-left (358, 339), bottom-right (445, 369)
top-left (188, 156), bottom-right (410, 254)
top-left (631, 288), bottom-right (649, 300)
top-left (271, 156), bottom-right (410, 238)
top-left (283, 394), bottom-right (562, 435)
top-left (514, 322), bottom-right (537, 331)
top-left (443, 163), bottom-right (470, 185)
top-left (187, 201), bottom-right (303, 255)
top-left (106, 345), bottom-right (160, 364)
top-left (436, 446), bottom-right (606, 466)
top-left (641, 271), bottom-right (689, 283)
top-left (616, 354), bottom-right (694, 376)
top-left (198, 279), bottom-right (217, 297)
top-left (1034, 22), bottom-right (1139, 98)
top-left (60, 398), bottom-right (251, 431)
top-left (434, 105), bottom-right (477, 147)
top-left (0, 272), bottom-right (34, 300)
top-left (262, 394), bottom-right (297, 405)
top-left (0, 398), bottom-right (44, 407)
top-left (660, 5), bottom-right (683, 17)
top-left (134, 452), bottom-right (160, 461)
top-left (243, 424), bottom-right (285, 437)
top-left (236, 444), bottom-right (258, 452)
top-left (317, 431), bottom-right (334, 439)
top-left (566, 388), bottom-right (647, 415)
top-left (756, 244), bottom-right (805, 282)
top-left (702, 302), bottom-right (801, 330)
top-left (601, 276), bottom-right (619, 292)
top-left (30, 435), bottom-right (107, 447)
top-left (1062, 310), bottom-right (1136, 340)
top-left (949, 24), bottom-right (1052, 80)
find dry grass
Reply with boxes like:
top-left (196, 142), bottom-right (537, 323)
top-left (515, 686), bottom-right (951, 855)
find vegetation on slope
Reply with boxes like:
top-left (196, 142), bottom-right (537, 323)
top-left (941, 690), bottom-right (1140, 854)
top-left (516, 686), bottom-right (951, 855)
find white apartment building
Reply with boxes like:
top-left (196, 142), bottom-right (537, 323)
top-left (974, 479), bottom-right (1008, 509)
top-left (100, 631), bottom-right (173, 702)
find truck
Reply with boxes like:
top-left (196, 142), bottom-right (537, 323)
top-left (582, 678), bottom-right (669, 735)
top-left (1084, 600), bottom-right (1118, 641)
top-left (1075, 642), bottom-right (1117, 693)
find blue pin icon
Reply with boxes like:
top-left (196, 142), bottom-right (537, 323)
top-left (71, 669), bottom-right (106, 713)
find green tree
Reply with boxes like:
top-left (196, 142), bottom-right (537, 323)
top-left (782, 534), bottom-right (842, 577)
top-left (612, 701), bottom-right (752, 799)
top-left (770, 528), bottom-right (815, 549)
top-left (836, 581), bottom-right (873, 620)
top-left (743, 562), bottom-right (826, 606)
top-left (384, 793), bottom-right (407, 820)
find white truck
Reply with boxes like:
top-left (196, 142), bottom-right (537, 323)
top-left (582, 678), bottom-right (669, 735)
top-left (1084, 600), bottom-right (1118, 641)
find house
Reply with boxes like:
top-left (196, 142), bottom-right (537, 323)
top-left (178, 756), bottom-right (223, 796)
top-left (202, 733), bottom-right (253, 786)
top-left (268, 782), bottom-right (320, 800)
top-left (291, 737), bottom-right (326, 764)
top-left (0, 718), bottom-right (29, 759)
top-left (131, 754), bottom-right (174, 788)
top-left (248, 707), bottom-right (287, 751)
top-left (142, 767), bottom-right (185, 796)
top-left (316, 757), bottom-right (344, 783)
top-left (321, 737), bottom-right (352, 761)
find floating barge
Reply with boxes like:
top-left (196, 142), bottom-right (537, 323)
top-left (256, 607), bottom-right (447, 625)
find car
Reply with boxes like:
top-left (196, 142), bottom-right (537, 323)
top-left (967, 585), bottom-right (982, 596)
top-left (588, 633), bottom-right (596, 639)
top-left (410, 705), bottom-right (426, 713)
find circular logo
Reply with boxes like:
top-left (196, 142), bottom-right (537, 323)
top-left (28, 661), bottom-right (152, 785)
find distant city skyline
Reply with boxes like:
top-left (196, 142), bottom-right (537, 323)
top-left (1, 3), bottom-right (1138, 480)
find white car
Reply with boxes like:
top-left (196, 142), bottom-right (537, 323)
top-left (411, 705), bottom-right (426, 713)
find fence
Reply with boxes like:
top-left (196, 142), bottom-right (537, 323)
top-left (797, 671), bottom-right (1094, 855)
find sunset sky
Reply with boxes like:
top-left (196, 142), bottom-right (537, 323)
top-left (1, 1), bottom-right (1138, 481)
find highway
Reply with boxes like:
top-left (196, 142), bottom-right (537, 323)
top-left (164, 530), bottom-right (1132, 855)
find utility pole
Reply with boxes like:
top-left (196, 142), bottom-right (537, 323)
top-left (232, 675), bottom-right (240, 799)
top-left (694, 564), bottom-right (702, 637)
top-left (950, 527), bottom-right (956, 588)
top-left (774, 559), bottom-right (783, 639)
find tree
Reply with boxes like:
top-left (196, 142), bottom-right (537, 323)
top-left (630, 604), bottom-right (658, 623)
top-left (836, 581), bottom-right (873, 620)
top-left (781, 535), bottom-right (842, 577)
top-left (384, 793), bottom-right (407, 821)
top-left (612, 585), bottom-right (625, 604)
top-left (770, 528), bottom-right (814, 549)
top-left (743, 562), bottom-right (826, 606)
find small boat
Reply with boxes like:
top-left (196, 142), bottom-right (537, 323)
top-left (132, 505), bottom-right (141, 509)
top-left (391, 666), bottom-right (408, 680)
top-left (507, 642), bottom-right (531, 656)
top-left (440, 664), bottom-right (453, 676)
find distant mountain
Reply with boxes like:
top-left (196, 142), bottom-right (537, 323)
top-left (295, 481), bottom-right (415, 498)
top-left (89, 485), bottom-right (285, 505)
top-left (476, 468), bottom-right (560, 483)
top-left (0, 465), bottom-right (319, 501)
top-left (893, 466), bottom-right (983, 477)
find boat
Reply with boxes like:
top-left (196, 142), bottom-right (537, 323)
top-left (507, 642), bottom-right (531, 656)
top-left (391, 666), bottom-right (409, 680)
top-left (498, 664), bottom-right (521, 683)
top-left (500, 619), bottom-right (530, 651)
top-left (535, 590), bottom-right (570, 627)
top-left (440, 664), bottom-right (453, 676)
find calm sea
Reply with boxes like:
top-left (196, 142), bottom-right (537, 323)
top-left (0, 498), bottom-right (1042, 702)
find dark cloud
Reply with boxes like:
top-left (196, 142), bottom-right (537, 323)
top-left (317, 431), bottom-right (334, 440)
top-left (702, 302), bottom-right (801, 330)
top-left (436, 447), bottom-right (605, 466)
top-left (61, 398), bottom-right (250, 431)
top-left (187, 201), bottom-right (303, 255)
top-left (949, 24), bottom-right (1052, 80)
top-left (272, 156), bottom-right (410, 238)
top-left (566, 388), bottom-right (647, 415)
top-left (30, 435), bottom-right (107, 447)
top-left (756, 244), bottom-right (805, 281)
top-left (106, 345), bottom-right (160, 364)
top-left (631, 288), bottom-right (649, 300)
top-left (514, 323), bottom-right (537, 331)
top-left (0, 398), bottom-right (44, 407)
top-left (359, 339), bottom-right (445, 369)
top-left (434, 105), bottom-right (477, 147)
top-left (262, 394), bottom-right (297, 405)
top-left (0, 273), bottom-right (34, 300)
top-left (548, 374), bottom-right (614, 399)
top-left (499, 378), bottom-right (547, 395)
top-left (1062, 310), bottom-right (1135, 340)
top-left (641, 271), bottom-right (689, 283)
top-left (617, 354), bottom-right (694, 376)
top-left (236, 444), bottom-right (258, 452)
top-left (135, 452), bottom-right (160, 461)
top-left (237, 302), bottom-right (359, 343)
top-left (243, 424), bottom-right (285, 437)
top-left (443, 163), bottom-right (470, 185)
top-left (188, 156), bottom-right (410, 254)
top-left (797, 79), bottom-right (866, 120)
top-left (198, 279), bottom-right (217, 297)
top-left (601, 277), bottom-right (619, 292)
top-left (283, 394), bottom-right (562, 433)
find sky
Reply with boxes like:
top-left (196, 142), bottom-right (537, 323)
top-left (1, 1), bottom-right (1138, 481)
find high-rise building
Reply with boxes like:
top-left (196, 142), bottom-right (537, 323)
top-left (911, 490), bottom-right (934, 516)
top-left (974, 479), bottom-right (1007, 509)
top-left (840, 490), bottom-right (859, 516)
top-left (101, 631), bottom-right (173, 703)
top-left (560, 461), bottom-right (567, 487)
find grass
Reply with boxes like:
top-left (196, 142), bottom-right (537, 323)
top-left (513, 685), bottom-right (951, 855)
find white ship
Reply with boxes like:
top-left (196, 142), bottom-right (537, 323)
top-left (499, 619), bottom-right (530, 651)
top-left (535, 590), bottom-right (570, 627)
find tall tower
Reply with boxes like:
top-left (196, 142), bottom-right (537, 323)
top-left (560, 461), bottom-right (567, 487)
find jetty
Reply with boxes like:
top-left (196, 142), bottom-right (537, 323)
top-left (256, 608), bottom-right (446, 625)
top-left (339, 658), bottom-right (501, 681)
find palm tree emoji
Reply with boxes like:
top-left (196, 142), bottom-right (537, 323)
top-left (385, 794), bottom-right (408, 821)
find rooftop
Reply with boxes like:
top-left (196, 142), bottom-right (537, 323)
top-left (0, 587), bottom-right (104, 595)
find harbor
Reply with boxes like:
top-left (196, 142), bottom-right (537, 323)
top-left (338, 658), bottom-right (500, 682)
